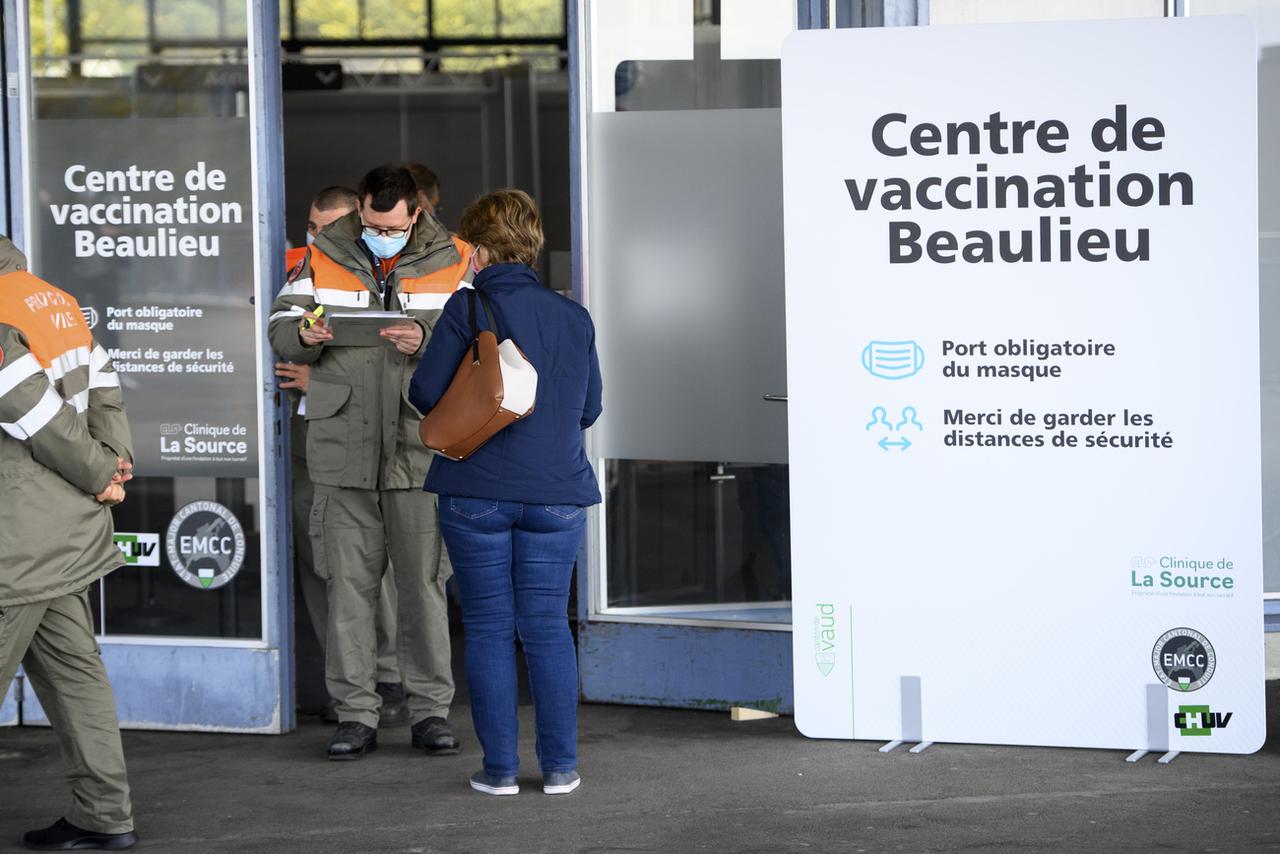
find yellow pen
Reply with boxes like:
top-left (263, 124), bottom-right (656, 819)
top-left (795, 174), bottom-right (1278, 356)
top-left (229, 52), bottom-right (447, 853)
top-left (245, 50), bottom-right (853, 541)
top-left (305, 305), bottom-right (326, 328)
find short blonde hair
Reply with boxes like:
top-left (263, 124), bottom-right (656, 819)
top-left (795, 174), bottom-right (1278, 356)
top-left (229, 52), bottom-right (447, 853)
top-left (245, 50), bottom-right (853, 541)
top-left (459, 189), bottom-right (544, 268)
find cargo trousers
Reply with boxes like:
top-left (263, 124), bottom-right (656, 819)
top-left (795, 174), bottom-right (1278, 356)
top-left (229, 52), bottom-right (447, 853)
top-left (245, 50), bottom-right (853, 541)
top-left (310, 484), bottom-right (454, 728)
top-left (291, 422), bottom-right (400, 683)
top-left (0, 588), bottom-right (133, 834)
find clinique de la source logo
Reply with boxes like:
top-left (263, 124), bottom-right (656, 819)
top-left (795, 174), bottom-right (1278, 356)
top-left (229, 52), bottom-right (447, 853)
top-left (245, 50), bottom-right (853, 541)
top-left (813, 604), bottom-right (837, 676)
top-left (1174, 705), bottom-right (1232, 737)
top-left (1151, 627), bottom-right (1216, 692)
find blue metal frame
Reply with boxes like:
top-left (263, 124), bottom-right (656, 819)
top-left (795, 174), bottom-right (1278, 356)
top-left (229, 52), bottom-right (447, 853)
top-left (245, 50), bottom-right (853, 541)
top-left (21, 646), bottom-right (288, 732)
top-left (580, 621), bottom-right (794, 713)
top-left (248, 0), bottom-right (295, 734)
top-left (0, 682), bottom-right (16, 726)
top-left (1, 0), bottom-right (28, 250)
top-left (1, 0), bottom-right (29, 730)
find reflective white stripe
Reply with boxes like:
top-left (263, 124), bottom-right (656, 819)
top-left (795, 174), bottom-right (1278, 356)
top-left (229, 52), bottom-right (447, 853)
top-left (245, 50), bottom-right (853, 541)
top-left (44, 345), bottom-right (91, 382)
top-left (401, 291), bottom-right (451, 311)
top-left (1, 386), bottom-right (63, 440)
top-left (88, 344), bottom-right (118, 390)
top-left (270, 306), bottom-right (306, 322)
top-left (90, 344), bottom-right (110, 372)
top-left (277, 277), bottom-right (315, 299)
top-left (89, 370), bottom-right (120, 390)
top-left (68, 388), bottom-right (89, 413)
top-left (315, 287), bottom-right (370, 308)
top-left (0, 353), bottom-right (42, 398)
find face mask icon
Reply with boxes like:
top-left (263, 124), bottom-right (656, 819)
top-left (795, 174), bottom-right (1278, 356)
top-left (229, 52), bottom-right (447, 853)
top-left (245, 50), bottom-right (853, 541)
top-left (861, 340), bottom-right (925, 380)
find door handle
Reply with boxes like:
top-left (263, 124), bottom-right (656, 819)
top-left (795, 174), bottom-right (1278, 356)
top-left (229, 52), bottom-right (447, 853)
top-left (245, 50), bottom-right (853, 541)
top-left (763, 393), bottom-right (788, 402)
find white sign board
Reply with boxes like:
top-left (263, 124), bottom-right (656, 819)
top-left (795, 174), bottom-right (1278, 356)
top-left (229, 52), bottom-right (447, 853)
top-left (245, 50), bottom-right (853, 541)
top-left (783, 17), bottom-right (1263, 753)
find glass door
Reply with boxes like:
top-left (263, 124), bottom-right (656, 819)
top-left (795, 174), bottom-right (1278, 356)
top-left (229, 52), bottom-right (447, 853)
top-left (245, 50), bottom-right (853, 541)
top-left (3, 0), bottom-right (291, 732)
top-left (572, 0), bottom-right (802, 711)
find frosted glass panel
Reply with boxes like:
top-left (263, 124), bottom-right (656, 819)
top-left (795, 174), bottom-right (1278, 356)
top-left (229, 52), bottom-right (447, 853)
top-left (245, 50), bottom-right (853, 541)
top-left (720, 0), bottom-right (797, 58)
top-left (588, 107), bottom-right (787, 464)
top-left (929, 0), bottom-right (1163, 24)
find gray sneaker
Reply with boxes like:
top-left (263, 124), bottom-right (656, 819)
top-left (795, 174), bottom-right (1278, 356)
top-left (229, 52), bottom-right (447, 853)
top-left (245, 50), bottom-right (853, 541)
top-left (543, 770), bottom-right (581, 795)
top-left (470, 770), bottom-right (519, 796)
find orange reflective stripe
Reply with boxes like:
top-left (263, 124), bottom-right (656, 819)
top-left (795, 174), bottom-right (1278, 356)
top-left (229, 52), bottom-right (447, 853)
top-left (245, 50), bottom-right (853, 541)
top-left (401, 236), bottom-right (472, 294)
top-left (0, 272), bottom-right (92, 368)
top-left (309, 247), bottom-right (370, 293)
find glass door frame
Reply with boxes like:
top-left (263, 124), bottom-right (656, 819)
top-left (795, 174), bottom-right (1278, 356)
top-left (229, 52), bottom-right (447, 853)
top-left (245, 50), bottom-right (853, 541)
top-left (0, 0), bottom-right (294, 733)
top-left (567, 0), bottom-right (834, 713)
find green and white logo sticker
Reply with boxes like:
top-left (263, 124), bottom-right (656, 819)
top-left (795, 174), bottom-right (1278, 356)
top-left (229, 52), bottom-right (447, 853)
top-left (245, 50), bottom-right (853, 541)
top-left (813, 604), bottom-right (837, 676)
top-left (113, 532), bottom-right (160, 566)
top-left (165, 500), bottom-right (246, 590)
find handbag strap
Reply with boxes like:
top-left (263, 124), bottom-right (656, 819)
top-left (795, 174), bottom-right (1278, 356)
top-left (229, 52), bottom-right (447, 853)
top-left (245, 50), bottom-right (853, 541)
top-left (467, 287), bottom-right (502, 365)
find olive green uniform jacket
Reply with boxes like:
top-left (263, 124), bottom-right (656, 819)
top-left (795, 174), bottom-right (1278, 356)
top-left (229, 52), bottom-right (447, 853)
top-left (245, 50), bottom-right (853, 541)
top-left (268, 212), bottom-right (471, 490)
top-left (0, 238), bottom-right (132, 607)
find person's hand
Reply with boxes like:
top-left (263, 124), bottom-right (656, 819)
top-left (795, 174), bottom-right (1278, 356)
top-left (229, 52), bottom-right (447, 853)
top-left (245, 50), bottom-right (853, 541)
top-left (380, 322), bottom-right (424, 356)
top-left (112, 458), bottom-right (133, 484)
top-left (95, 483), bottom-right (126, 505)
top-left (299, 312), bottom-right (333, 347)
top-left (275, 361), bottom-right (311, 393)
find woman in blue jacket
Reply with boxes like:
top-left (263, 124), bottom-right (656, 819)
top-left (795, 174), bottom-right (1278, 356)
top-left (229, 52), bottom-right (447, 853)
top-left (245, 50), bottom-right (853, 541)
top-left (408, 189), bottom-right (601, 797)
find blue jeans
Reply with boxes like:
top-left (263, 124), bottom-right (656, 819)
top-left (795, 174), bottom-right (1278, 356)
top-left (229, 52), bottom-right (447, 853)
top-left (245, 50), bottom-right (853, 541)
top-left (439, 496), bottom-right (586, 777)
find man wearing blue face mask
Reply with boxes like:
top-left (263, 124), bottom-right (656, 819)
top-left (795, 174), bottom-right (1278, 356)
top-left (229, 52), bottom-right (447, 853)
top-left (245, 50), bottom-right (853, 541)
top-left (268, 164), bottom-right (473, 761)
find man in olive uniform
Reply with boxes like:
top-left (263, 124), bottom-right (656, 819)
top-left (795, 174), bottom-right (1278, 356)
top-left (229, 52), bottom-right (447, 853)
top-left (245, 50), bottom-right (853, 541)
top-left (268, 165), bottom-right (472, 759)
top-left (278, 186), bottom-right (410, 727)
top-left (0, 235), bottom-right (138, 850)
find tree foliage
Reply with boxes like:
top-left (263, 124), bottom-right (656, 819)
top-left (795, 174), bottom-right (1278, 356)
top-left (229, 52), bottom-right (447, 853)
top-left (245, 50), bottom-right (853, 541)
top-left (30, 0), bottom-right (562, 53)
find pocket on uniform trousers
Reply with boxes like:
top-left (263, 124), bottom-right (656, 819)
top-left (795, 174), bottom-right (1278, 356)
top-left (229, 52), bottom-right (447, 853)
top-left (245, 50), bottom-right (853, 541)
top-left (449, 496), bottom-right (499, 520)
top-left (308, 493), bottom-right (331, 581)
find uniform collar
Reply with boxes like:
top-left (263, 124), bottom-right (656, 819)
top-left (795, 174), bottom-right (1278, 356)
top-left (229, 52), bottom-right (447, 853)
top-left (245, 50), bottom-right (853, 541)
top-left (315, 209), bottom-right (457, 276)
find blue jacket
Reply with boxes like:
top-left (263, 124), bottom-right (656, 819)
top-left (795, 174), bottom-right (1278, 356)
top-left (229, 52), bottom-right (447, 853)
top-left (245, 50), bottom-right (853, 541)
top-left (408, 263), bottom-right (602, 506)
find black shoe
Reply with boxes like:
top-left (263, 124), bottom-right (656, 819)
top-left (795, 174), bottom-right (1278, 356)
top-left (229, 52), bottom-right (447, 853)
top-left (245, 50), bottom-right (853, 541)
top-left (24, 818), bottom-right (137, 850)
top-left (376, 682), bottom-right (410, 728)
top-left (327, 721), bottom-right (378, 760)
top-left (411, 716), bottom-right (460, 755)
top-left (319, 698), bottom-right (339, 725)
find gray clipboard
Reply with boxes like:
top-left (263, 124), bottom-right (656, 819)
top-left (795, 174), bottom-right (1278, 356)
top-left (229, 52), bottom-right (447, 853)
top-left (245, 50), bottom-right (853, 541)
top-left (326, 311), bottom-right (415, 347)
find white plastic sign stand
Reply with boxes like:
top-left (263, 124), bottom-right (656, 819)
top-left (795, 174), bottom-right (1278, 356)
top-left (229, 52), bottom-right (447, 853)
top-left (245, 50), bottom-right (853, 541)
top-left (783, 17), bottom-right (1263, 754)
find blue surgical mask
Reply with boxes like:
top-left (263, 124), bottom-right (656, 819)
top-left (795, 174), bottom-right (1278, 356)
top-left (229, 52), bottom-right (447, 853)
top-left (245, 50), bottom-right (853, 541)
top-left (362, 231), bottom-right (409, 259)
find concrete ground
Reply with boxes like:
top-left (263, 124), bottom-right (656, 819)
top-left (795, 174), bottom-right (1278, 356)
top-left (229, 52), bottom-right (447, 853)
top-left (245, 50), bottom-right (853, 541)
top-left (0, 680), bottom-right (1278, 853)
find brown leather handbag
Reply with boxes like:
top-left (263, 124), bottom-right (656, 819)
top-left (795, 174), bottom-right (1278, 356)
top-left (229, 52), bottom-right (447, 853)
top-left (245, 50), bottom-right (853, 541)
top-left (419, 289), bottom-right (537, 461)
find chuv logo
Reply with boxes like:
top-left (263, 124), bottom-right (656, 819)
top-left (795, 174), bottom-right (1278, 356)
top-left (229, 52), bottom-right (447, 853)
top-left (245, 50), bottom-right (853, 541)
top-left (813, 604), bottom-right (838, 677)
top-left (1174, 705), bottom-right (1232, 737)
top-left (165, 501), bottom-right (246, 590)
top-left (1151, 627), bottom-right (1216, 692)
top-left (113, 532), bottom-right (160, 567)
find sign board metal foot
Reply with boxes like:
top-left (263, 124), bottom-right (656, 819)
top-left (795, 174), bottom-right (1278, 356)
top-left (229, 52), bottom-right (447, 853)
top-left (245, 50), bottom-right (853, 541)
top-left (908, 741), bottom-right (933, 754)
top-left (1158, 751), bottom-right (1180, 764)
top-left (1125, 750), bottom-right (1149, 763)
top-left (878, 740), bottom-right (904, 753)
